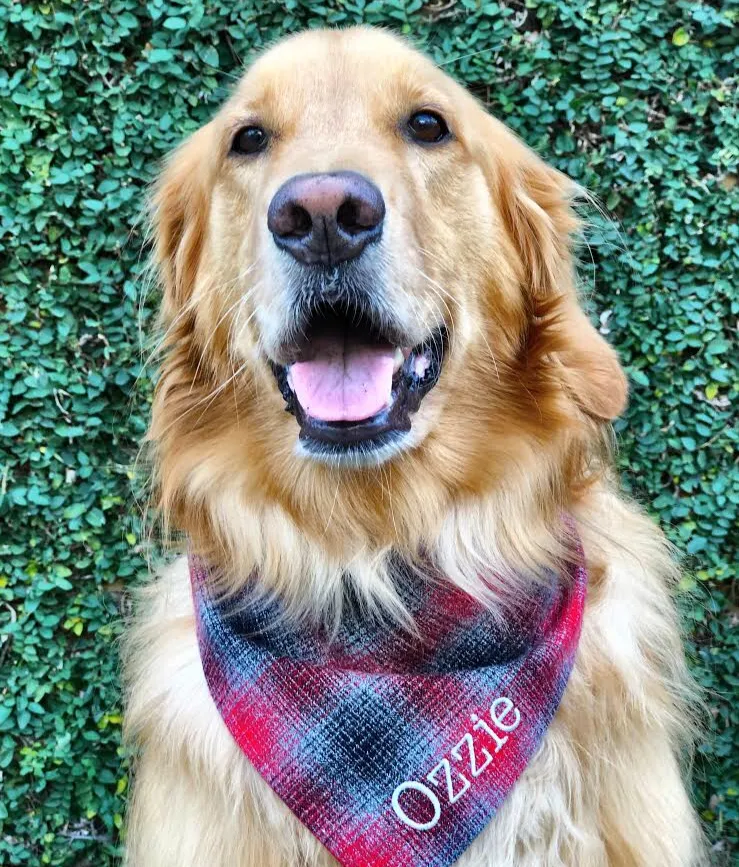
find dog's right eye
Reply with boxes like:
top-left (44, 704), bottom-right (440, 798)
top-left (231, 126), bottom-right (269, 156)
top-left (406, 111), bottom-right (450, 145)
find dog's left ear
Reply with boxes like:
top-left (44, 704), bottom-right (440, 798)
top-left (547, 298), bottom-right (629, 421)
top-left (494, 140), bottom-right (628, 420)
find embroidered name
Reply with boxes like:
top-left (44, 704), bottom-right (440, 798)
top-left (391, 697), bottom-right (521, 831)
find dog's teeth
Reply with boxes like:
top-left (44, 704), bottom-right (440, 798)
top-left (413, 353), bottom-right (431, 379)
top-left (393, 347), bottom-right (404, 373)
top-left (286, 369), bottom-right (295, 391)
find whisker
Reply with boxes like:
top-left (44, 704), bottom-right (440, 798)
top-left (135, 257), bottom-right (262, 388)
top-left (158, 359), bottom-right (251, 440)
top-left (477, 326), bottom-right (501, 385)
top-left (437, 47), bottom-right (496, 69)
top-left (414, 270), bottom-right (457, 356)
top-left (191, 360), bottom-right (251, 428)
top-left (321, 479), bottom-right (342, 538)
top-left (189, 289), bottom-right (254, 395)
top-left (134, 301), bottom-right (195, 389)
top-left (418, 272), bottom-right (454, 323)
top-left (380, 462), bottom-right (400, 543)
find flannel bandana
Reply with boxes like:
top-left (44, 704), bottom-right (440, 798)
top-left (191, 549), bottom-right (586, 867)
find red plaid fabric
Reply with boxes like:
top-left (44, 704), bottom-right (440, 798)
top-left (192, 547), bottom-right (586, 867)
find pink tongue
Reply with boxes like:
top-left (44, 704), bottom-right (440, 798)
top-left (290, 337), bottom-right (395, 422)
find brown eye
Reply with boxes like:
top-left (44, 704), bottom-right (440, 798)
top-left (231, 126), bottom-right (268, 155)
top-left (407, 111), bottom-right (450, 144)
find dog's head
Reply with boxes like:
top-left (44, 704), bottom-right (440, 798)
top-left (149, 28), bottom-right (626, 601)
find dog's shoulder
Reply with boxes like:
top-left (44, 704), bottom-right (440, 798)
top-left (122, 556), bottom-right (228, 755)
top-left (574, 486), bottom-right (692, 708)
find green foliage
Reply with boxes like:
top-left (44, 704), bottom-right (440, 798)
top-left (0, 0), bottom-right (736, 864)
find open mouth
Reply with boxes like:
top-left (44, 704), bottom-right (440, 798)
top-left (271, 302), bottom-right (446, 458)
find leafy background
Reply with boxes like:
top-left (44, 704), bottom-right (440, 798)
top-left (0, 0), bottom-right (736, 864)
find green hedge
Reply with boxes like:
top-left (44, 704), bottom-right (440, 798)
top-left (1, 1), bottom-right (736, 864)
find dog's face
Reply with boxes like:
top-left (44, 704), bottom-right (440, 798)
top-left (151, 27), bottom-right (626, 570)
top-left (223, 32), bottom-right (496, 465)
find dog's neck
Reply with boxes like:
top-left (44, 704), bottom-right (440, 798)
top-left (193, 490), bottom-right (572, 630)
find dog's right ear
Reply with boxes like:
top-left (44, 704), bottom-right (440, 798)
top-left (151, 123), bottom-right (215, 318)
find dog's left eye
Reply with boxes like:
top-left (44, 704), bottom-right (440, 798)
top-left (407, 111), bottom-right (450, 144)
top-left (231, 126), bottom-right (269, 155)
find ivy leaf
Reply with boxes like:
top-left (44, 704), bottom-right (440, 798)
top-left (199, 46), bottom-right (220, 68)
top-left (672, 27), bottom-right (690, 47)
top-left (62, 502), bottom-right (87, 520)
top-left (148, 48), bottom-right (174, 63)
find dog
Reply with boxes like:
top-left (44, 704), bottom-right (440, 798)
top-left (123, 26), bottom-right (704, 867)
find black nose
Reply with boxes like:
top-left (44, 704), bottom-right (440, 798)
top-left (267, 171), bottom-right (385, 267)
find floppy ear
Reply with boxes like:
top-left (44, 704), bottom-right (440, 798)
top-left (496, 143), bottom-right (628, 420)
top-left (546, 299), bottom-right (629, 420)
top-left (151, 123), bottom-right (215, 318)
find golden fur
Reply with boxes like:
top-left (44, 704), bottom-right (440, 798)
top-left (123, 27), bottom-right (704, 866)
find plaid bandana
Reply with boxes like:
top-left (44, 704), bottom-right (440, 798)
top-left (191, 547), bottom-right (586, 867)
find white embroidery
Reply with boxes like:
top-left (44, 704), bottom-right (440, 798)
top-left (390, 695), bottom-right (522, 831)
top-left (427, 757), bottom-right (470, 804)
top-left (451, 732), bottom-right (493, 778)
top-left (490, 696), bottom-right (521, 732)
top-left (391, 781), bottom-right (441, 831)
top-left (471, 713), bottom-right (508, 753)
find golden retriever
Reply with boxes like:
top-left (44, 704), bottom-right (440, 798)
top-left (123, 26), bottom-right (704, 867)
